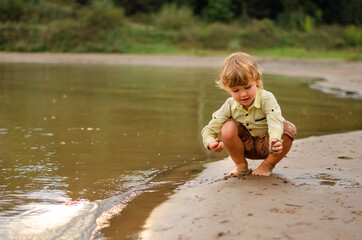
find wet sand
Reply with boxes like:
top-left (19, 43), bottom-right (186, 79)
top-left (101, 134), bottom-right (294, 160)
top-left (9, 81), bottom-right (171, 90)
top-left (1, 52), bottom-right (362, 239)
top-left (141, 131), bottom-right (362, 240)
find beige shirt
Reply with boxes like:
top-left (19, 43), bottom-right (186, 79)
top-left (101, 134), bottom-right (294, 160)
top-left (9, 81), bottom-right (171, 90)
top-left (201, 88), bottom-right (284, 149)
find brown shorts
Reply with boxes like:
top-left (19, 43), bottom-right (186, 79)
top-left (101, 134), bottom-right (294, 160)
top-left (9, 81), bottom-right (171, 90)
top-left (224, 119), bottom-right (297, 159)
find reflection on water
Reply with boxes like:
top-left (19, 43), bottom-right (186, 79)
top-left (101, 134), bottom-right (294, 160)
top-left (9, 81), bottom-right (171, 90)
top-left (0, 63), bottom-right (361, 239)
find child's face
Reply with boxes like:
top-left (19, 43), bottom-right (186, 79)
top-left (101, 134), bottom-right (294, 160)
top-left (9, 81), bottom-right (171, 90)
top-left (226, 79), bottom-right (259, 110)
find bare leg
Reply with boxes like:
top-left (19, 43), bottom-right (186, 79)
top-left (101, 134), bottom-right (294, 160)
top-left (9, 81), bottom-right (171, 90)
top-left (252, 134), bottom-right (293, 176)
top-left (221, 121), bottom-right (248, 177)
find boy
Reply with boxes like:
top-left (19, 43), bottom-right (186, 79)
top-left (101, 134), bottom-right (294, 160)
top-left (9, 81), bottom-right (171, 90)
top-left (201, 52), bottom-right (297, 177)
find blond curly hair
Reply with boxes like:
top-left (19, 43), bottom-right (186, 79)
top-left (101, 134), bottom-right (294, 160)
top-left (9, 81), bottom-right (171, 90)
top-left (216, 52), bottom-right (263, 89)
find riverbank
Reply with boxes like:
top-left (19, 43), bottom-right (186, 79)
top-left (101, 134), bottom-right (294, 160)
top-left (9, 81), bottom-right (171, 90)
top-left (0, 52), bottom-right (361, 97)
top-left (141, 131), bottom-right (362, 240)
top-left (131, 54), bottom-right (362, 239)
top-left (1, 52), bottom-right (361, 239)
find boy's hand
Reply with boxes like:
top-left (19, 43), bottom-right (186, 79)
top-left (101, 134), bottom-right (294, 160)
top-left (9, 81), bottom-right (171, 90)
top-left (269, 138), bottom-right (282, 156)
top-left (208, 138), bottom-right (224, 152)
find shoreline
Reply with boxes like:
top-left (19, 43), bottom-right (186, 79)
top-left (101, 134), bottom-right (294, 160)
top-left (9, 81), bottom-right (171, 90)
top-left (1, 52), bottom-right (362, 239)
top-left (0, 52), bottom-right (361, 98)
top-left (141, 131), bottom-right (362, 240)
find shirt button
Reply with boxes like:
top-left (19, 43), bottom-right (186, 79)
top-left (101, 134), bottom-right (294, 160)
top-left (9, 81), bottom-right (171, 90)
top-left (246, 113), bottom-right (248, 116)
top-left (249, 129), bottom-right (252, 131)
top-left (246, 123), bottom-right (249, 126)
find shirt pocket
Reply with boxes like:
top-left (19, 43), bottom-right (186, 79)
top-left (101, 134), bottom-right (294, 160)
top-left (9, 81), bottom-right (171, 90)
top-left (255, 117), bottom-right (266, 122)
top-left (252, 111), bottom-right (268, 132)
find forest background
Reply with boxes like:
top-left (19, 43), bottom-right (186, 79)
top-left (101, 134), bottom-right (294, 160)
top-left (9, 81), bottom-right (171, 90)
top-left (0, 0), bottom-right (361, 59)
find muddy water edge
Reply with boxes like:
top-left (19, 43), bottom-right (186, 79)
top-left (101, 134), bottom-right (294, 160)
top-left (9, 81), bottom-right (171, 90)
top-left (0, 62), bottom-right (361, 239)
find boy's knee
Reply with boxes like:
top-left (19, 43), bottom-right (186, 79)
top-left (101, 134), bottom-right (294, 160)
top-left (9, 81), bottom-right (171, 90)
top-left (221, 120), bottom-right (239, 140)
top-left (282, 133), bottom-right (294, 144)
top-left (283, 121), bottom-right (297, 141)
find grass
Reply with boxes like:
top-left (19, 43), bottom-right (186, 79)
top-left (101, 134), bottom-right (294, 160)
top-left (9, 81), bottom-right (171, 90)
top-left (253, 47), bottom-right (362, 60)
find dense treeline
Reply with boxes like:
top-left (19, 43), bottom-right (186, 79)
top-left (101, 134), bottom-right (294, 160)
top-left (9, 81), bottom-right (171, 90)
top-left (0, 0), bottom-right (361, 57)
top-left (51, 0), bottom-right (362, 26)
top-left (113, 0), bottom-right (361, 26)
top-left (1, 0), bottom-right (361, 25)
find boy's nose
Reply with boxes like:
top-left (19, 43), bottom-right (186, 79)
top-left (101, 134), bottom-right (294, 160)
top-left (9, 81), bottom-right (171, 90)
top-left (239, 91), bottom-right (247, 97)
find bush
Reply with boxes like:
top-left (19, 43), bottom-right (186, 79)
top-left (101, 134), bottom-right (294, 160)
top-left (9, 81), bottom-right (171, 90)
top-left (239, 20), bottom-right (289, 49)
top-left (301, 15), bottom-right (314, 33)
top-left (345, 25), bottom-right (362, 46)
top-left (24, 1), bottom-right (74, 24)
top-left (179, 23), bottom-right (239, 50)
top-left (200, 23), bottom-right (238, 49)
top-left (44, 19), bottom-right (86, 51)
top-left (277, 12), bottom-right (316, 32)
top-left (0, 22), bottom-right (44, 51)
top-left (0, 0), bottom-right (25, 22)
top-left (277, 12), bottom-right (304, 30)
top-left (155, 3), bottom-right (195, 31)
top-left (79, 0), bottom-right (125, 29)
top-left (0, 0), bottom-right (75, 24)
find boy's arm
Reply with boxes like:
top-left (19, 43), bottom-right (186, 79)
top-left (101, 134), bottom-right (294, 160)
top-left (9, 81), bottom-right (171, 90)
top-left (201, 98), bottom-right (233, 149)
top-left (262, 92), bottom-right (284, 141)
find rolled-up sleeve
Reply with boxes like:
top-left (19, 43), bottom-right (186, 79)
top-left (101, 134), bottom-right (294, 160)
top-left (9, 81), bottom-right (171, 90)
top-left (201, 98), bottom-right (233, 149)
top-left (262, 92), bottom-right (284, 141)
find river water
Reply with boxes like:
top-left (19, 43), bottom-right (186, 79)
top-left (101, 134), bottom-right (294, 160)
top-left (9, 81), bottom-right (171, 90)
top-left (0, 62), bottom-right (361, 239)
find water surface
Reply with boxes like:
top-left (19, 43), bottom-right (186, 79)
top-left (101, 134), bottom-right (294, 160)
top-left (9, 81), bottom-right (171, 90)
top-left (0, 63), bottom-right (361, 239)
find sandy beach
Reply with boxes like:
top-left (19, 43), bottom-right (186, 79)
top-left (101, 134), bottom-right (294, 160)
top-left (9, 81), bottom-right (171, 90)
top-left (1, 52), bottom-right (361, 239)
top-left (141, 131), bottom-right (362, 240)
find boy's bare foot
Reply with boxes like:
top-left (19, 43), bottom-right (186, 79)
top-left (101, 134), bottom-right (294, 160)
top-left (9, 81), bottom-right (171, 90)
top-left (226, 163), bottom-right (248, 178)
top-left (252, 161), bottom-right (274, 176)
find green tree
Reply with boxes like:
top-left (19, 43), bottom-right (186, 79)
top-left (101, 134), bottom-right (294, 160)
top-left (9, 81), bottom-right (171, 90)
top-left (114, 0), bottom-right (165, 15)
top-left (231, 0), bottom-right (283, 20)
top-left (206, 0), bottom-right (234, 22)
top-left (316, 0), bottom-right (361, 25)
top-left (0, 0), bottom-right (26, 22)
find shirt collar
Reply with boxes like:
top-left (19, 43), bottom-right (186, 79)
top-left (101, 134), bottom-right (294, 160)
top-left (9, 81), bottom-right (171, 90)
top-left (253, 88), bottom-right (262, 109)
top-left (231, 87), bottom-right (262, 111)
